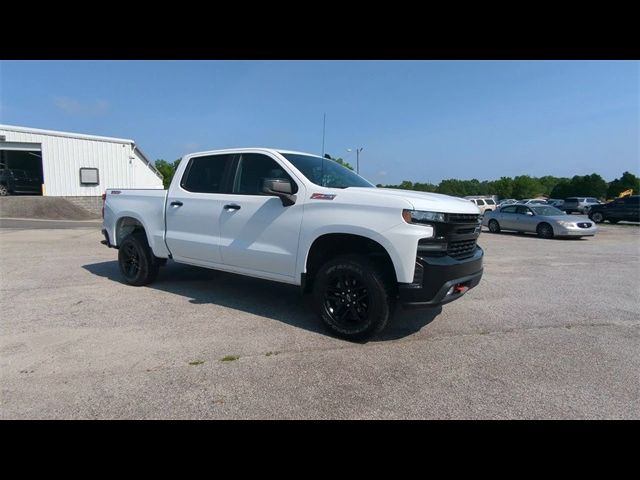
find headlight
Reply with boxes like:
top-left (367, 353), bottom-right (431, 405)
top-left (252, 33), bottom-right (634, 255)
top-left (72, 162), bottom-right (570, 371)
top-left (402, 210), bottom-right (446, 224)
top-left (557, 221), bottom-right (576, 227)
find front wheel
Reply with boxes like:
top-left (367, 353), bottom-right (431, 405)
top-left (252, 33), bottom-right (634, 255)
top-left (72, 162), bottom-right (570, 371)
top-left (537, 223), bottom-right (554, 239)
top-left (118, 232), bottom-right (160, 286)
top-left (312, 255), bottom-right (394, 341)
top-left (0, 184), bottom-right (9, 196)
top-left (590, 211), bottom-right (604, 223)
top-left (488, 219), bottom-right (501, 233)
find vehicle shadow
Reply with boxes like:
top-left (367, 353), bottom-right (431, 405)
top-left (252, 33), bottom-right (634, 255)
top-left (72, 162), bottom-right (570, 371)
top-left (82, 261), bottom-right (441, 342)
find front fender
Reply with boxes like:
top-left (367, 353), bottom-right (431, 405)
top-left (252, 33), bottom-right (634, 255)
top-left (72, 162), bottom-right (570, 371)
top-left (298, 223), bottom-right (430, 284)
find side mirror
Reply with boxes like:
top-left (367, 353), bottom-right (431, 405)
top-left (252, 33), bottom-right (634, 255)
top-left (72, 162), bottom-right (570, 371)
top-left (262, 178), bottom-right (296, 207)
top-left (526, 211), bottom-right (534, 216)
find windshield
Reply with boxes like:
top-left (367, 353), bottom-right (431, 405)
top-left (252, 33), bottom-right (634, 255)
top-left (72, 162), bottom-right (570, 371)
top-left (531, 206), bottom-right (565, 216)
top-left (281, 153), bottom-right (375, 189)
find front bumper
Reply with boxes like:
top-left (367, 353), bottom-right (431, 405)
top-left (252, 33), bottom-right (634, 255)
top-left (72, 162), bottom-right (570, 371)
top-left (555, 227), bottom-right (597, 237)
top-left (398, 246), bottom-right (483, 308)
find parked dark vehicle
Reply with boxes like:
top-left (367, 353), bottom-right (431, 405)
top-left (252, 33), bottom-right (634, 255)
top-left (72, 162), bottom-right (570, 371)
top-left (588, 196), bottom-right (640, 224)
top-left (0, 168), bottom-right (42, 196)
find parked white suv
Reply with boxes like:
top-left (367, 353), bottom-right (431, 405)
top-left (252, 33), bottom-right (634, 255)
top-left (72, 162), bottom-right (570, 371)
top-left (466, 197), bottom-right (497, 215)
top-left (102, 149), bottom-right (484, 340)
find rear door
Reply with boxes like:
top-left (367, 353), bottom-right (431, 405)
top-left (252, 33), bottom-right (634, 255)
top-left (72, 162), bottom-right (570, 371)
top-left (608, 198), bottom-right (626, 220)
top-left (623, 196), bottom-right (640, 221)
top-left (218, 152), bottom-right (305, 278)
top-left (165, 153), bottom-right (235, 265)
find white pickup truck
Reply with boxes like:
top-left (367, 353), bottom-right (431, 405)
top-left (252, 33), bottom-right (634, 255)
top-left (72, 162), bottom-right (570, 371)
top-left (102, 148), bottom-right (483, 340)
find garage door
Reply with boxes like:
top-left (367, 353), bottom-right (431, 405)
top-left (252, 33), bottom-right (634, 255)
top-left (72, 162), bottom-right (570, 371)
top-left (0, 142), bottom-right (43, 196)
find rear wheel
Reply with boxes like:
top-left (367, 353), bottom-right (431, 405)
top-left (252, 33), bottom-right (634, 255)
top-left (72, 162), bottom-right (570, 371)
top-left (118, 232), bottom-right (160, 286)
top-left (537, 222), bottom-right (554, 239)
top-left (488, 219), bottom-right (501, 233)
top-left (590, 211), bottom-right (604, 223)
top-left (313, 254), bottom-right (394, 341)
top-left (0, 184), bottom-right (9, 196)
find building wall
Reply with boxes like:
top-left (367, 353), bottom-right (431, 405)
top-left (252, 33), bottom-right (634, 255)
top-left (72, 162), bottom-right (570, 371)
top-left (0, 126), bottom-right (163, 196)
top-left (61, 196), bottom-right (103, 215)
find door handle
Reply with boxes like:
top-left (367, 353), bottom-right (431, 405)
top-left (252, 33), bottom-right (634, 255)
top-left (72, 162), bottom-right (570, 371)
top-left (170, 201), bottom-right (183, 207)
top-left (224, 204), bottom-right (241, 211)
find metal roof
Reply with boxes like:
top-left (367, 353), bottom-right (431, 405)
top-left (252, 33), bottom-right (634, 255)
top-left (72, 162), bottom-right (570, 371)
top-left (0, 124), bottom-right (134, 144)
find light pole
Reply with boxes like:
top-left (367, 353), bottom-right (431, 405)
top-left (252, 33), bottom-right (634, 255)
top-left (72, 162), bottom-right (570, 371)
top-left (347, 147), bottom-right (364, 174)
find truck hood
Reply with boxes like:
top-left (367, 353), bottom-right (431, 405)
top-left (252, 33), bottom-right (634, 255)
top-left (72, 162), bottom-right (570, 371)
top-left (347, 187), bottom-right (481, 214)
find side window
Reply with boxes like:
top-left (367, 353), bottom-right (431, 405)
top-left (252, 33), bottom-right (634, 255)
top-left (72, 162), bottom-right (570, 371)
top-left (232, 153), bottom-right (297, 195)
top-left (501, 206), bottom-right (517, 213)
top-left (476, 199), bottom-right (486, 205)
top-left (516, 205), bottom-right (530, 215)
top-left (181, 154), bottom-right (232, 193)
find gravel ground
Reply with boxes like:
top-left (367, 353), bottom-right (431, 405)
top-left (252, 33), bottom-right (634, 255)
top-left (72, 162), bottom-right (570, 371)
top-left (1, 223), bottom-right (638, 419)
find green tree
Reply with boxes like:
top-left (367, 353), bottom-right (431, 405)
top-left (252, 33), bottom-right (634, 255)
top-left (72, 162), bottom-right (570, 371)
top-left (607, 171), bottom-right (640, 198)
top-left (538, 175), bottom-right (565, 196)
top-left (437, 179), bottom-right (469, 196)
top-left (550, 179), bottom-right (572, 199)
top-left (155, 158), bottom-right (181, 188)
top-left (489, 176), bottom-right (514, 199)
top-left (324, 153), bottom-right (354, 171)
top-left (550, 173), bottom-right (608, 199)
top-left (511, 175), bottom-right (544, 199)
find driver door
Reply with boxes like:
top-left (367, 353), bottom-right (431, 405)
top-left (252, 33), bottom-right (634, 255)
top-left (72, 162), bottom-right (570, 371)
top-left (218, 153), bottom-right (305, 279)
top-left (515, 205), bottom-right (537, 232)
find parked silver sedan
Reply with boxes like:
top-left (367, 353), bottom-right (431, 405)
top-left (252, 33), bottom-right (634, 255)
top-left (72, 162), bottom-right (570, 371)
top-left (483, 204), bottom-right (597, 239)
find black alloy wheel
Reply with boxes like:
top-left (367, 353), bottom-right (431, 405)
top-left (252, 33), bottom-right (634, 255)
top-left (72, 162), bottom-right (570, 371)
top-left (323, 273), bottom-right (370, 329)
top-left (488, 219), bottom-right (501, 233)
top-left (117, 232), bottom-right (160, 286)
top-left (121, 242), bottom-right (141, 279)
top-left (313, 255), bottom-right (393, 341)
top-left (537, 223), bottom-right (554, 239)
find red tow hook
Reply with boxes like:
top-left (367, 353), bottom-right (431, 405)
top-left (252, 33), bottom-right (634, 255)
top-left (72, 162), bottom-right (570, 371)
top-left (453, 284), bottom-right (469, 294)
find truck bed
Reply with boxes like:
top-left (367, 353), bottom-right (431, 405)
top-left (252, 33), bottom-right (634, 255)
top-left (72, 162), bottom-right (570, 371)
top-left (103, 188), bottom-right (169, 257)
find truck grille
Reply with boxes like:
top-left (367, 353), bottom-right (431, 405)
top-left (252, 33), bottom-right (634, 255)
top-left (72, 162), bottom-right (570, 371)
top-left (446, 213), bottom-right (481, 223)
top-left (577, 222), bottom-right (592, 229)
top-left (447, 239), bottom-right (477, 259)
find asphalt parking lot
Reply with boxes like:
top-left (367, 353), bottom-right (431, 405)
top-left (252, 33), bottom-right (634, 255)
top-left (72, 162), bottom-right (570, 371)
top-left (1, 223), bottom-right (639, 419)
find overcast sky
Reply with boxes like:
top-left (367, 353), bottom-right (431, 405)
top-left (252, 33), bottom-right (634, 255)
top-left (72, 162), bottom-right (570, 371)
top-left (1, 60), bottom-right (638, 184)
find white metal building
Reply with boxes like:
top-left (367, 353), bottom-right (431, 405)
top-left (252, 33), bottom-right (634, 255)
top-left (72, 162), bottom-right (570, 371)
top-left (0, 124), bottom-right (163, 213)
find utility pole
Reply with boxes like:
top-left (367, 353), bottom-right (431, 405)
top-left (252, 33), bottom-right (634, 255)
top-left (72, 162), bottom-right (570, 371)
top-left (356, 147), bottom-right (363, 174)
top-left (321, 113), bottom-right (326, 158)
top-left (347, 147), bottom-right (364, 174)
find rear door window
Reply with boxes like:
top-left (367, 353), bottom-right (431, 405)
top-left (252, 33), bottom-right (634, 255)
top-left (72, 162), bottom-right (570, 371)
top-left (476, 199), bottom-right (485, 205)
top-left (181, 154), bottom-right (234, 193)
top-left (501, 205), bottom-right (517, 213)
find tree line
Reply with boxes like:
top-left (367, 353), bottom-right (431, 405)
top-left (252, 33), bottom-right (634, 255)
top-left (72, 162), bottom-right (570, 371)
top-left (155, 157), bottom-right (638, 200)
top-left (377, 171), bottom-right (640, 200)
